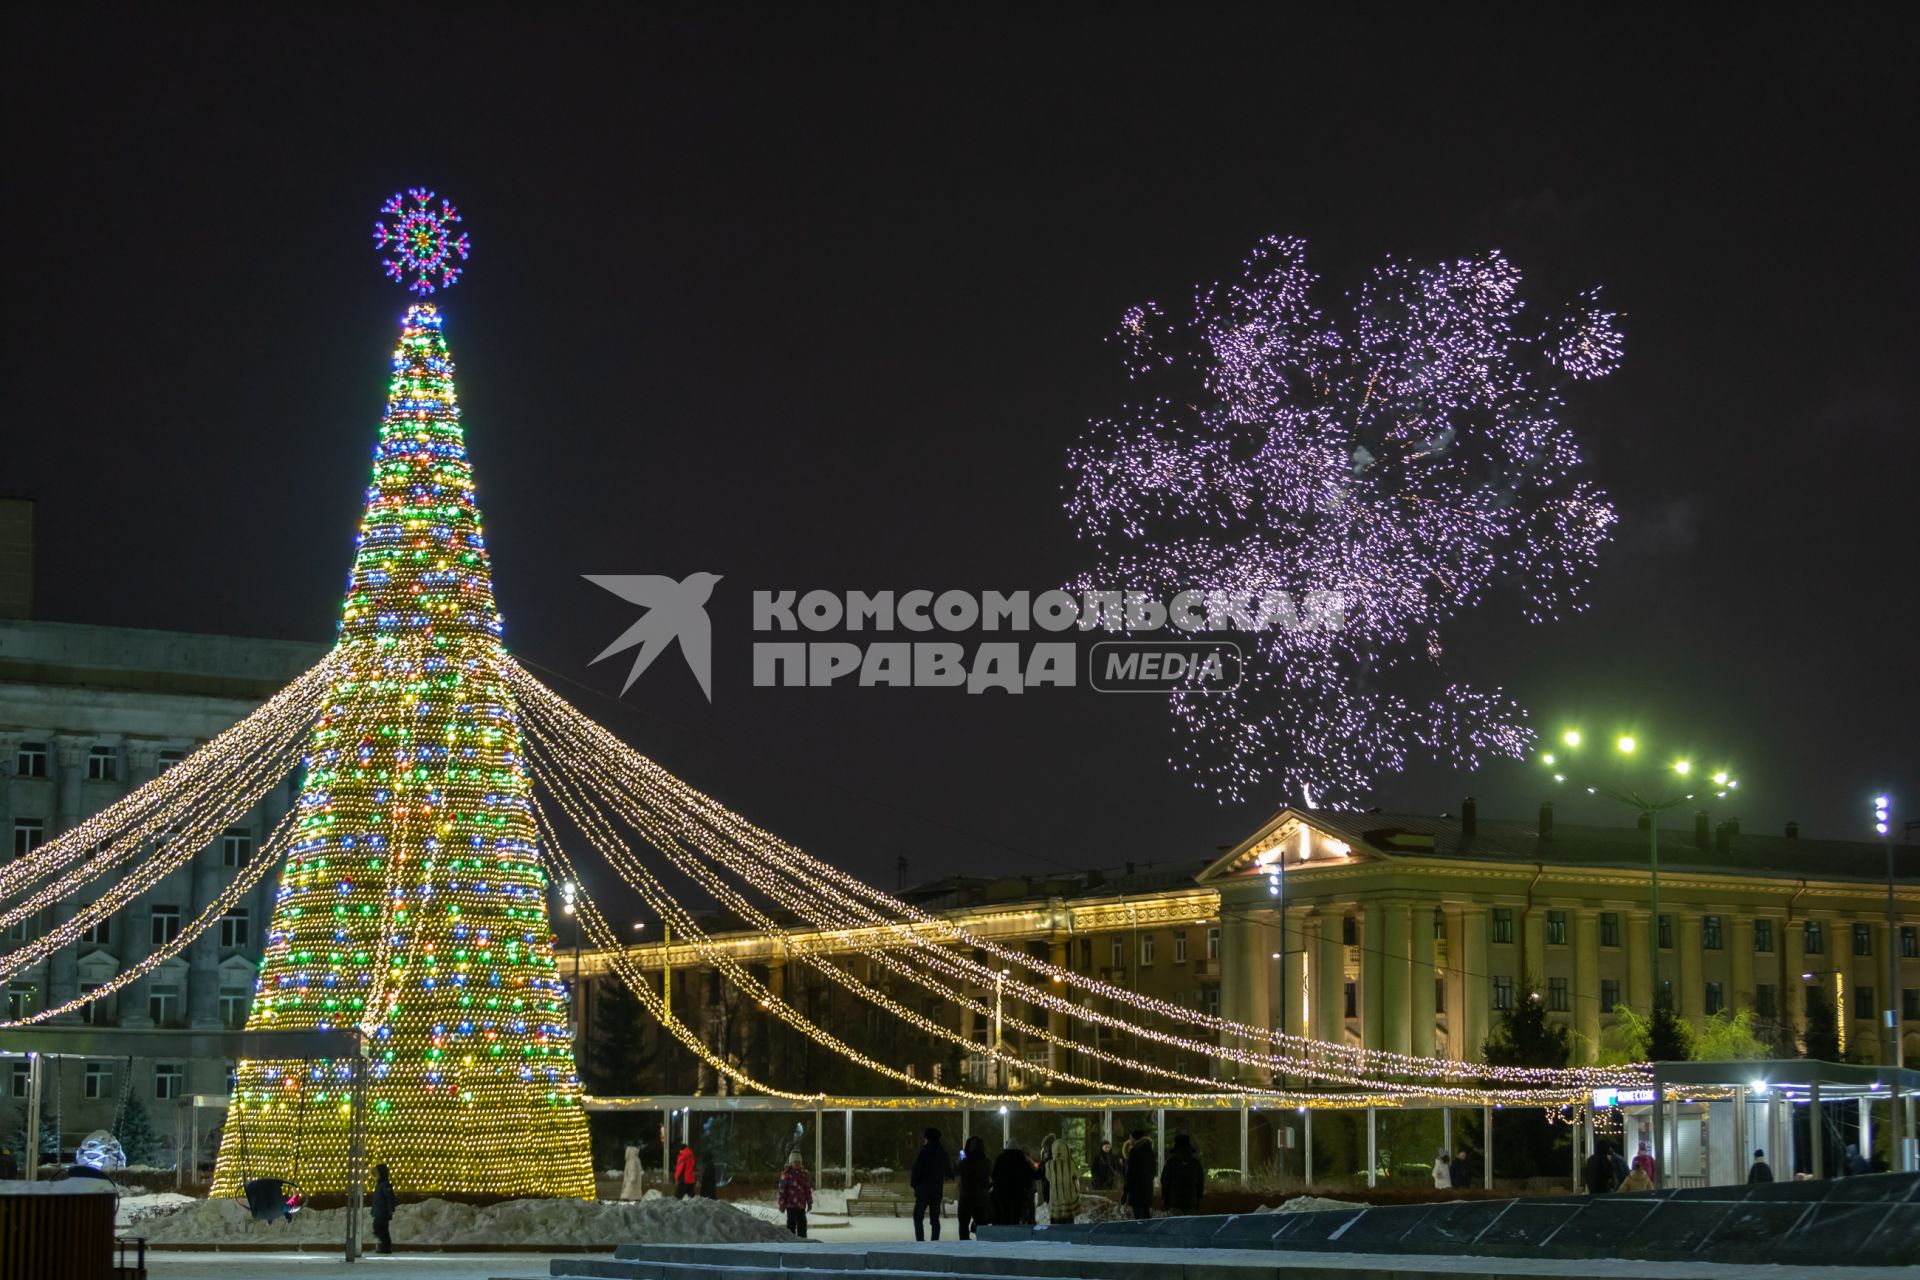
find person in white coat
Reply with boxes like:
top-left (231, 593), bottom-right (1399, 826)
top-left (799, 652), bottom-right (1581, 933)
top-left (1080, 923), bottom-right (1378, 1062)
top-left (1431, 1148), bottom-right (1451, 1190)
top-left (619, 1145), bottom-right (646, 1200)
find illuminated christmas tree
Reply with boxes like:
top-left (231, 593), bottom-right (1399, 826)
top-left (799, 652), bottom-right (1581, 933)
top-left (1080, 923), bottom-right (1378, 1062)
top-left (213, 192), bottom-right (592, 1197)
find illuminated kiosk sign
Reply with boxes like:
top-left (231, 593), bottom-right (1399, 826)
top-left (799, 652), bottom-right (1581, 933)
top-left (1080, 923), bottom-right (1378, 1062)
top-left (1592, 1087), bottom-right (1658, 1108)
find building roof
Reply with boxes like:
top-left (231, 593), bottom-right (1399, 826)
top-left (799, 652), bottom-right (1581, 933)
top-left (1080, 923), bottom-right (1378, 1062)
top-left (0, 618), bottom-right (327, 702)
top-left (1299, 809), bottom-right (1920, 887)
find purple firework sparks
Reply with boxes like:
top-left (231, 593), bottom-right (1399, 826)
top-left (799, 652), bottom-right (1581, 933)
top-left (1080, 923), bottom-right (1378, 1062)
top-left (1065, 235), bottom-right (1621, 805)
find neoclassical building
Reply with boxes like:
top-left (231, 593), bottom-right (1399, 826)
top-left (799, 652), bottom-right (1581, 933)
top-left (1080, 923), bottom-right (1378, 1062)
top-left (2, 617), bottom-right (323, 1137)
top-left (577, 801), bottom-right (1920, 1093)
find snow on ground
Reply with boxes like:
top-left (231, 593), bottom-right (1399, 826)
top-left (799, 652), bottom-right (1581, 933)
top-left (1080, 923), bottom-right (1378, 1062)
top-left (144, 1194), bottom-right (793, 1247)
top-left (119, 1191), bottom-right (199, 1230)
top-left (150, 1255), bottom-right (543, 1280)
top-left (1255, 1194), bottom-right (1359, 1214)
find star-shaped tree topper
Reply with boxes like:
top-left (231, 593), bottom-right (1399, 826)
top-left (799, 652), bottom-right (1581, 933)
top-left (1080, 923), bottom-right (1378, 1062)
top-left (373, 188), bottom-right (471, 294)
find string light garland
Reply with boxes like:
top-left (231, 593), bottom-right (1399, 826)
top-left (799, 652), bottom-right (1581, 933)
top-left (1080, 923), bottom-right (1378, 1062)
top-left (1064, 236), bottom-right (1622, 803)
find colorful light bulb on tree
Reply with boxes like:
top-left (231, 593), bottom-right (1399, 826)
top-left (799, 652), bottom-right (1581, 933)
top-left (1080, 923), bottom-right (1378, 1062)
top-left (213, 196), bottom-right (592, 1197)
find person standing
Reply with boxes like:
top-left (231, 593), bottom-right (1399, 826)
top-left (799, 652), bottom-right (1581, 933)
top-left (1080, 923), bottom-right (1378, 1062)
top-left (673, 1143), bottom-right (697, 1198)
top-left (1036, 1135), bottom-right (1052, 1208)
top-left (1089, 1140), bottom-right (1118, 1191)
top-left (956, 1136), bottom-right (993, 1239)
top-left (619, 1145), bottom-right (645, 1201)
top-left (1045, 1134), bottom-right (1082, 1225)
top-left (1631, 1141), bottom-right (1657, 1189)
top-left (910, 1127), bottom-right (952, 1241)
top-left (1160, 1134), bottom-right (1204, 1215)
top-left (778, 1151), bottom-right (814, 1238)
top-left (1430, 1148), bottom-right (1451, 1190)
top-left (1747, 1149), bottom-right (1774, 1184)
top-left (1582, 1141), bottom-right (1619, 1195)
top-left (1123, 1130), bottom-right (1157, 1220)
top-left (1449, 1147), bottom-right (1472, 1190)
top-left (370, 1163), bottom-right (396, 1255)
top-left (989, 1144), bottom-right (1036, 1225)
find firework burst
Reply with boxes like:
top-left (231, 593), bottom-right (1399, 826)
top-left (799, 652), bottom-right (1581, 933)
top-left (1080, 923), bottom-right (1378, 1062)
top-left (1066, 236), bottom-right (1619, 804)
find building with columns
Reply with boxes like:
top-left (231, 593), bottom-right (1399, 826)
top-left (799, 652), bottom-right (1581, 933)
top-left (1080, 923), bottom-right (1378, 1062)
top-left (2, 617), bottom-right (323, 1149)
top-left (576, 801), bottom-right (1919, 1095)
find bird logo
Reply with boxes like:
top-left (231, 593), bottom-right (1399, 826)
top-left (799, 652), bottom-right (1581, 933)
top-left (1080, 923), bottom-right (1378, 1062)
top-left (584, 572), bottom-right (723, 701)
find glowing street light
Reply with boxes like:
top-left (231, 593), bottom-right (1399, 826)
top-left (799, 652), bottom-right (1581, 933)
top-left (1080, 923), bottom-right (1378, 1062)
top-left (1546, 730), bottom-right (1742, 1012)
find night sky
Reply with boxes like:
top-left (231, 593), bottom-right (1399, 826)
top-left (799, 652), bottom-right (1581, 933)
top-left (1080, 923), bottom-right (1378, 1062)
top-left (4, 10), bottom-right (1914, 891)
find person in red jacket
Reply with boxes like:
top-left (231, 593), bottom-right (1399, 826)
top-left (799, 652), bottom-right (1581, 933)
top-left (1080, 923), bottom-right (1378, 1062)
top-left (777, 1151), bottom-right (814, 1237)
top-left (674, 1143), bottom-right (698, 1199)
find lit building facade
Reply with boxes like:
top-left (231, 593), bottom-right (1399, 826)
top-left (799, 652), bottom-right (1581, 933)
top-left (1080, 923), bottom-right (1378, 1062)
top-left (1, 618), bottom-right (323, 1142)
top-left (577, 802), bottom-right (1920, 1093)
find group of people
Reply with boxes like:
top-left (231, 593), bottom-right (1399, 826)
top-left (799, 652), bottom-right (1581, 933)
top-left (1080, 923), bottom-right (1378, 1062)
top-left (1580, 1140), bottom-right (1662, 1195)
top-left (1427, 1146), bottom-right (1486, 1190)
top-left (890, 1125), bottom-right (1207, 1240)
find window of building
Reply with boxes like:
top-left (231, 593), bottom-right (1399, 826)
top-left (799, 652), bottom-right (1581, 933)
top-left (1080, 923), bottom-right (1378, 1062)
top-left (1434, 909), bottom-right (1445, 940)
top-left (1600, 912), bottom-right (1620, 947)
top-left (1139, 935), bottom-right (1155, 966)
top-left (220, 987), bottom-right (250, 1029)
top-left (9, 1061), bottom-right (29, 1098)
top-left (1173, 932), bottom-right (1188, 964)
top-left (1854, 923), bottom-right (1873, 956)
top-left (78, 983), bottom-right (103, 1024)
top-left (1904, 927), bottom-right (1918, 959)
top-left (15, 742), bottom-right (49, 777)
top-left (1705, 982), bottom-right (1724, 1016)
top-left (1548, 977), bottom-right (1569, 1012)
top-left (1110, 938), bottom-right (1124, 969)
top-left (1491, 908), bottom-right (1514, 945)
top-left (1755, 984), bottom-right (1777, 1018)
top-left (1492, 975), bottom-right (1514, 1011)
top-left (1804, 920), bottom-right (1824, 954)
top-left (1904, 989), bottom-right (1920, 1022)
top-left (1078, 938), bottom-right (1092, 969)
top-left (84, 1062), bottom-right (113, 1099)
top-left (1343, 981), bottom-right (1357, 1018)
top-left (158, 749), bottom-right (187, 772)
top-left (219, 907), bottom-right (249, 949)
top-left (11, 819), bottom-right (44, 861)
top-left (1754, 919), bottom-right (1774, 953)
top-left (1342, 916), bottom-right (1356, 946)
top-left (81, 917), bottom-right (110, 946)
top-left (154, 1063), bottom-right (184, 1100)
top-left (1658, 914), bottom-right (1673, 949)
top-left (1205, 987), bottom-right (1221, 1018)
top-left (1702, 916), bottom-right (1722, 950)
top-left (1855, 987), bottom-right (1874, 1020)
top-left (149, 985), bottom-right (182, 1026)
top-left (4, 987), bottom-right (31, 1019)
top-left (1435, 976), bottom-right (1446, 1014)
top-left (86, 745), bottom-right (117, 781)
top-left (1206, 927), bottom-right (1220, 960)
top-left (221, 829), bottom-right (252, 868)
top-left (1659, 977), bottom-right (1672, 1004)
top-left (1601, 978), bottom-right (1621, 1010)
top-left (1545, 911), bottom-right (1567, 946)
top-left (152, 905), bottom-right (182, 946)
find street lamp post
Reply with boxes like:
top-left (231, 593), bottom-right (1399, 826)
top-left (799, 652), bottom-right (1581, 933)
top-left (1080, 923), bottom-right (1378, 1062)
top-left (1544, 731), bottom-right (1738, 1017)
top-left (1877, 797), bottom-right (1902, 1070)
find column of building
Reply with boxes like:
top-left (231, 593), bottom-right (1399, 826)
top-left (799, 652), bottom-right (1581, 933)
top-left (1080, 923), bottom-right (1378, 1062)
top-left (1281, 905), bottom-right (1309, 1041)
top-left (1461, 905), bottom-right (1489, 1058)
top-left (1219, 908), bottom-right (1271, 1082)
top-left (1574, 908), bottom-right (1600, 1062)
top-left (1730, 914), bottom-right (1755, 1018)
top-left (1679, 911), bottom-right (1705, 1021)
top-left (1441, 906), bottom-right (1466, 1059)
top-left (1783, 911), bottom-right (1806, 1043)
top-left (1313, 907), bottom-right (1345, 1046)
top-left (1046, 937), bottom-right (1070, 1074)
top-left (1361, 902), bottom-right (1385, 1051)
top-left (1410, 904), bottom-right (1436, 1058)
top-left (1377, 900), bottom-right (1411, 1056)
top-left (1627, 911), bottom-right (1652, 1013)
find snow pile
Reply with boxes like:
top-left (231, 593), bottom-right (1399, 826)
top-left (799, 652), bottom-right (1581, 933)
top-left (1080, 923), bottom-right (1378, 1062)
top-left (1254, 1194), bottom-right (1357, 1214)
top-left (146, 1194), bottom-right (795, 1247)
top-left (1060, 1193), bottom-right (1127, 1224)
top-left (117, 1191), bottom-right (198, 1231)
